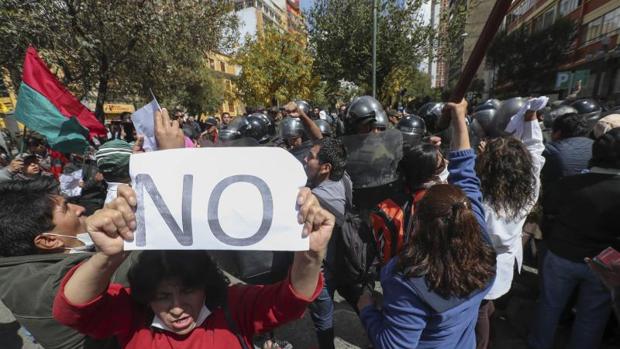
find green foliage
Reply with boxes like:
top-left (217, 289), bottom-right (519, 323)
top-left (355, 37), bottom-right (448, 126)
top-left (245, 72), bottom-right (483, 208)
top-left (234, 28), bottom-right (317, 107)
top-left (487, 18), bottom-right (577, 95)
top-left (306, 0), bottom-right (453, 105)
top-left (0, 0), bottom-right (237, 119)
top-left (380, 65), bottom-right (436, 108)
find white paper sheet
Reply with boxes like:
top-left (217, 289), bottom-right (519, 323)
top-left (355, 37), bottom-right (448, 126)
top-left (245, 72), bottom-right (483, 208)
top-left (126, 147), bottom-right (308, 251)
top-left (131, 99), bottom-right (160, 152)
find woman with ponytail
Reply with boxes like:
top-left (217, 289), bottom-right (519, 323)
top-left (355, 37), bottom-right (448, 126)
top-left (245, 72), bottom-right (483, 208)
top-left (358, 99), bottom-right (496, 349)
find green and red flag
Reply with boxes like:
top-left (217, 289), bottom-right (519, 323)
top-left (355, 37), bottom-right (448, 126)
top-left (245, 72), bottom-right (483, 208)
top-left (14, 47), bottom-right (107, 153)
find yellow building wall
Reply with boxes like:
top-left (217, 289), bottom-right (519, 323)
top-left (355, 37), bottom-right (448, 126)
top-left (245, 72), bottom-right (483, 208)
top-left (206, 52), bottom-right (245, 117)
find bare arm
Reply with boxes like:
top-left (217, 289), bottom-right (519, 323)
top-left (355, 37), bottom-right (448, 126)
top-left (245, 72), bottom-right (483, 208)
top-left (447, 99), bottom-right (470, 151)
top-left (284, 102), bottom-right (323, 140)
top-left (298, 109), bottom-right (323, 141)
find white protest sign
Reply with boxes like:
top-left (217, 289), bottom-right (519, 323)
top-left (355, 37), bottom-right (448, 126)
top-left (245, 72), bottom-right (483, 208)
top-left (126, 147), bottom-right (308, 251)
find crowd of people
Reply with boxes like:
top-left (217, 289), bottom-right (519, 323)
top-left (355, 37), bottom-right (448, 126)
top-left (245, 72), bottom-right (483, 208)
top-left (0, 93), bottom-right (619, 349)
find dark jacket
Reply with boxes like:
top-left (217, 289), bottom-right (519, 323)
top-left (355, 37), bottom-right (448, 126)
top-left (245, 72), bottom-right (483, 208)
top-left (542, 137), bottom-right (593, 189)
top-left (0, 253), bottom-right (135, 349)
top-left (543, 172), bottom-right (620, 262)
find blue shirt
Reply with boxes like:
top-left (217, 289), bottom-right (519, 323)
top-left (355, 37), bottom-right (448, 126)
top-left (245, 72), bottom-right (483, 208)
top-left (360, 149), bottom-right (493, 349)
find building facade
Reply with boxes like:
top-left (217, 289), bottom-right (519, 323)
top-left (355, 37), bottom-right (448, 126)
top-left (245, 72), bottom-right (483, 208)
top-left (234, 0), bottom-right (289, 45)
top-left (503, 0), bottom-right (620, 103)
top-left (444, 0), bottom-right (497, 97)
top-left (420, 0), bottom-right (450, 89)
top-left (206, 52), bottom-right (245, 117)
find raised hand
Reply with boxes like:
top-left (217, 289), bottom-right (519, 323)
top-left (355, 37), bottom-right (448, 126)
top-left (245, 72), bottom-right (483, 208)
top-left (296, 187), bottom-right (335, 259)
top-left (154, 108), bottom-right (185, 150)
top-left (85, 185), bottom-right (137, 257)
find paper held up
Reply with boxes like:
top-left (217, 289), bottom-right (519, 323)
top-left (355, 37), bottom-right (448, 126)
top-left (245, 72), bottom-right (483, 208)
top-left (126, 147), bottom-right (308, 251)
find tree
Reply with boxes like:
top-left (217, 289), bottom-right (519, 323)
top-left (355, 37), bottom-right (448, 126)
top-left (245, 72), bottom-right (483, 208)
top-left (234, 28), bottom-right (317, 107)
top-left (487, 18), bottom-right (577, 95)
top-left (0, 0), bottom-right (237, 120)
top-left (306, 0), bottom-right (439, 104)
top-left (380, 65), bottom-right (438, 109)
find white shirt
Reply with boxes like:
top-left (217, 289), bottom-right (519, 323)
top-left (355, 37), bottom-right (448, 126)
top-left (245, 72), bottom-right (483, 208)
top-left (484, 119), bottom-right (545, 300)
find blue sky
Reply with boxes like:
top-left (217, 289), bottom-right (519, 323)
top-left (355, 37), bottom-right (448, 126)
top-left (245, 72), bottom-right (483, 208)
top-left (301, 0), bottom-right (314, 11)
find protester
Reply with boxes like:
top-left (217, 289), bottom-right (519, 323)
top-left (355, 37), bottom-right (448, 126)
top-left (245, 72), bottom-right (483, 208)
top-left (52, 184), bottom-right (334, 349)
top-left (27, 136), bottom-right (52, 171)
top-left (541, 113), bottom-right (592, 189)
top-left (304, 137), bottom-right (352, 349)
top-left (358, 99), bottom-right (496, 348)
top-left (221, 112), bottom-right (232, 129)
top-left (0, 177), bottom-right (116, 349)
top-left (95, 139), bottom-right (133, 205)
top-left (368, 143), bottom-right (445, 267)
top-left (528, 127), bottom-right (620, 349)
top-left (200, 116), bottom-right (219, 144)
top-left (474, 108), bottom-right (545, 348)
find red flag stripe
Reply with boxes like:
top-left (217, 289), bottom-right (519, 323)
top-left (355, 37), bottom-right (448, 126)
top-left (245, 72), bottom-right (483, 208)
top-left (21, 47), bottom-right (107, 138)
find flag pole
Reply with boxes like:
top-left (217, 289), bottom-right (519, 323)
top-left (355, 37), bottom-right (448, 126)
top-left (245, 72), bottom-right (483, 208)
top-left (434, 0), bottom-right (512, 131)
top-left (19, 126), bottom-right (28, 154)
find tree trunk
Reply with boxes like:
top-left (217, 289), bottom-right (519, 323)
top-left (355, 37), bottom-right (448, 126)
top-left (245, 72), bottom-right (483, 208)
top-left (95, 57), bottom-right (109, 123)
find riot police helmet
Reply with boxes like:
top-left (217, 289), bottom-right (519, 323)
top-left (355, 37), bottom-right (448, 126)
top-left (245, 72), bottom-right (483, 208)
top-left (244, 113), bottom-right (272, 143)
top-left (397, 115), bottom-right (426, 147)
top-left (314, 119), bottom-right (333, 137)
top-left (417, 102), bottom-right (444, 133)
top-left (345, 96), bottom-right (388, 134)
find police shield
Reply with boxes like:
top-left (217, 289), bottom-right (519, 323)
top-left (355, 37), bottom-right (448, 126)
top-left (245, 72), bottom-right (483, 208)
top-left (342, 128), bottom-right (403, 189)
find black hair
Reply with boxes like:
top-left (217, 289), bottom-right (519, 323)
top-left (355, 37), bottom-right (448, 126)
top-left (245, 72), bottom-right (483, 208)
top-left (315, 137), bottom-right (347, 181)
top-left (552, 113), bottom-right (589, 138)
top-left (590, 127), bottom-right (620, 169)
top-left (0, 177), bottom-right (59, 257)
top-left (128, 250), bottom-right (230, 310)
top-left (476, 137), bottom-right (536, 221)
top-left (400, 143), bottom-right (443, 189)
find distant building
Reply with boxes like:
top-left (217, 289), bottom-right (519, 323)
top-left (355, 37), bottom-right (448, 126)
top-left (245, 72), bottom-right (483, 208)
top-left (234, 0), bottom-right (289, 45)
top-left (421, 0), bottom-right (449, 89)
top-left (206, 52), bottom-right (245, 117)
top-left (444, 0), bottom-right (496, 97)
top-left (505, 0), bottom-right (620, 103)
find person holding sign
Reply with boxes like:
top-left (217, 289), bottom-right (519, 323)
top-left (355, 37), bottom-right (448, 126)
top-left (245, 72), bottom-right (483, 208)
top-left (52, 184), bottom-right (334, 349)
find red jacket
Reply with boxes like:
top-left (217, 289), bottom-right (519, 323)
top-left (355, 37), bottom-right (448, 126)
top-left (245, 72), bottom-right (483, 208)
top-left (53, 265), bottom-right (323, 349)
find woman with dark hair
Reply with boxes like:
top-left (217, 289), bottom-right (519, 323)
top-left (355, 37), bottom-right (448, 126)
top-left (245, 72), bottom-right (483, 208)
top-left (52, 185), bottom-right (334, 349)
top-left (368, 142), bottom-right (447, 264)
top-left (358, 99), bottom-right (496, 348)
top-left (474, 109), bottom-right (545, 348)
top-left (400, 143), bottom-right (448, 189)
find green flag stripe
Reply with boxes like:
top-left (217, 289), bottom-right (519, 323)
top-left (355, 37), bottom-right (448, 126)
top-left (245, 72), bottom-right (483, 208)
top-left (15, 82), bottom-right (89, 153)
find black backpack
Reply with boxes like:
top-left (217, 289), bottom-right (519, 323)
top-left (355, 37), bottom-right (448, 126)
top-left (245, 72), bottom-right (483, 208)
top-left (315, 180), bottom-right (377, 288)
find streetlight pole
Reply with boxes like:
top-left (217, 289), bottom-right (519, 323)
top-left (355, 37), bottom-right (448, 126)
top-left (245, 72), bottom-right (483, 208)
top-left (372, 0), bottom-right (377, 98)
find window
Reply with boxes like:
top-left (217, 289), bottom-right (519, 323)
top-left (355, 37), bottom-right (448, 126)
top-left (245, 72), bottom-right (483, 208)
top-left (228, 101), bottom-right (235, 114)
top-left (559, 0), bottom-right (580, 16)
top-left (209, 58), bottom-right (215, 70)
top-left (602, 7), bottom-right (620, 35)
top-left (543, 9), bottom-right (555, 29)
top-left (220, 61), bottom-right (226, 72)
top-left (586, 17), bottom-right (603, 42)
